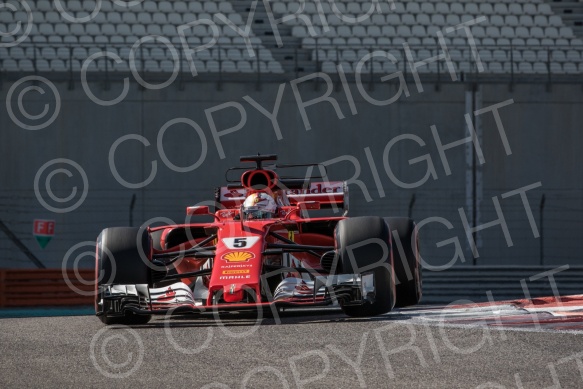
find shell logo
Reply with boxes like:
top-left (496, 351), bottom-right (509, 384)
top-left (222, 251), bottom-right (254, 262)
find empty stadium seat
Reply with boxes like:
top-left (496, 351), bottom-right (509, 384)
top-left (36, 1), bottom-right (52, 12)
top-left (536, 50), bottom-right (549, 62)
top-left (564, 63), bottom-right (578, 73)
top-left (108, 12), bottom-right (122, 24)
top-left (549, 16), bottom-right (562, 27)
top-left (143, 1), bottom-right (157, 13)
top-left (488, 62), bottom-right (503, 73)
top-left (137, 12), bottom-right (152, 24)
top-left (450, 3), bottom-right (464, 14)
top-left (550, 63), bottom-right (563, 73)
top-left (158, 2), bottom-right (172, 13)
top-left (56, 47), bottom-right (69, 59)
top-left (376, 15), bottom-right (393, 29)
top-left (40, 47), bottom-right (56, 60)
top-left (480, 4), bottom-right (494, 15)
top-left (4, 0), bottom-right (582, 76)
top-left (421, 3), bottom-right (435, 14)
top-left (533, 62), bottom-right (547, 74)
top-left (153, 13), bottom-right (167, 25)
top-left (51, 59), bottom-right (66, 71)
top-left (518, 62), bottom-right (533, 73)
top-left (237, 60), bottom-right (252, 73)
top-left (2, 59), bottom-right (19, 71)
top-left (19, 59), bottom-right (34, 71)
top-left (36, 59), bottom-right (50, 71)
top-left (551, 50), bottom-right (567, 62)
top-left (567, 50), bottom-right (581, 62)
top-left (539, 4), bottom-right (553, 16)
top-left (221, 60), bottom-right (235, 72)
top-left (509, 4), bottom-right (523, 16)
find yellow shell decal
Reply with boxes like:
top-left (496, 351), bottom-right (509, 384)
top-left (222, 251), bottom-right (255, 262)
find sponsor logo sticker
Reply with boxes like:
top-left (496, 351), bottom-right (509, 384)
top-left (222, 269), bottom-right (250, 275)
top-left (222, 264), bottom-right (251, 268)
top-left (219, 275), bottom-right (251, 280)
top-left (222, 251), bottom-right (255, 262)
top-left (218, 210), bottom-right (238, 218)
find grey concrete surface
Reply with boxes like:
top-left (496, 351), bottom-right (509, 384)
top-left (0, 309), bottom-right (582, 388)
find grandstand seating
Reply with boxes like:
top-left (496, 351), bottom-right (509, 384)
top-left (1, 0), bottom-right (284, 73)
top-left (0, 0), bottom-right (582, 74)
top-left (285, 0), bottom-right (583, 74)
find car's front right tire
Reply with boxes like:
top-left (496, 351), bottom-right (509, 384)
top-left (95, 227), bottom-right (152, 325)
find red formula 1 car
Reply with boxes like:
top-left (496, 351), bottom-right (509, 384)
top-left (95, 155), bottom-right (422, 324)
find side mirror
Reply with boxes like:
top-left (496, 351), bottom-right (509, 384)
top-left (186, 206), bottom-right (211, 216)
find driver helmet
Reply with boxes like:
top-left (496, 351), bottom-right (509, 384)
top-left (242, 192), bottom-right (277, 220)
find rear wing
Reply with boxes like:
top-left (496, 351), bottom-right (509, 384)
top-left (216, 181), bottom-right (349, 213)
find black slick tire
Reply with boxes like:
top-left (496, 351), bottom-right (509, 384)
top-left (335, 217), bottom-right (396, 317)
top-left (95, 227), bottom-right (152, 325)
top-left (385, 217), bottom-right (422, 308)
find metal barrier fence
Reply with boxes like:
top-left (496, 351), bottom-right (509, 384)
top-left (422, 266), bottom-right (583, 304)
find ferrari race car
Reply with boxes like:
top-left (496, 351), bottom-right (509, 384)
top-left (95, 154), bottom-right (422, 324)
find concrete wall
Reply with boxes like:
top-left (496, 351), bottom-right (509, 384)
top-left (1, 76), bottom-right (581, 269)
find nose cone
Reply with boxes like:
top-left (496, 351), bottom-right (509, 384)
top-left (207, 224), bottom-right (266, 305)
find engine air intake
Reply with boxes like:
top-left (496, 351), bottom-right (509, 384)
top-left (241, 169), bottom-right (278, 190)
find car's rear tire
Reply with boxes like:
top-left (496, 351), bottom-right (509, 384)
top-left (96, 227), bottom-right (152, 325)
top-left (385, 218), bottom-right (422, 308)
top-left (335, 217), bottom-right (396, 317)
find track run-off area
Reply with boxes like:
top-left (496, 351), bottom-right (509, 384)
top-left (1, 296), bottom-right (583, 388)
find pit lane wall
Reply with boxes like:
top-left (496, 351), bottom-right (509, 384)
top-left (0, 80), bottom-right (582, 270)
top-left (0, 269), bottom-right (93, 307)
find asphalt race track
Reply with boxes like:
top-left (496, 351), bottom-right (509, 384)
top-left (1, 298), bottom-right (583, 388)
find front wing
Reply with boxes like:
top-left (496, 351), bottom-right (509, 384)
top-left (96, 273), bottom-right (375, 318)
